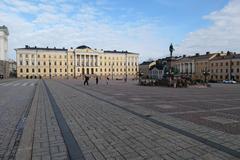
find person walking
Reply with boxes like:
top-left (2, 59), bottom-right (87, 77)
top-left (96, 76), bottom-right (99, 85)
top-left (84, 75), bottom-right (89, 86)
top-left (106, 76), bottom-right (109, 85)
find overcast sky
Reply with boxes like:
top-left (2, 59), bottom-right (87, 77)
top-left (1, 0), bottom-right (240, 61)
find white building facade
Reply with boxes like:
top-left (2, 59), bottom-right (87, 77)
top-left (0, 25), bottom-right (9, 61)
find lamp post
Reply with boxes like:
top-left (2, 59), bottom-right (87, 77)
top-left (202, 68), bottom-right (210, 84)
top-left (49, 58), bottom-right (51, 79)
top-left (125, 52), bottom-right (128, 82)
top-left (111, 61), bottom-right (113, 80)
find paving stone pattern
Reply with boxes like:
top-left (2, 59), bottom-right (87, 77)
top-left (0, 80), bottom-right (36, 160)
top-left (31, 81), bottom-right (68, 160)
top-left (44, 80), bottom-right (240, 160)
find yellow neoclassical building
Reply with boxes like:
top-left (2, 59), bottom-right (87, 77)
top-left (16, 45), bottom-right (139, 79)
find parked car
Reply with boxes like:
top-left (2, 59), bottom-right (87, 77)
top-left (223, 80), bottom-right (237, 84)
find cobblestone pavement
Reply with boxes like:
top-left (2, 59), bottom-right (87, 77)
top-left (2, 79), bottom-right (240, 159)
top-left (0, 79), bottom-right (38, 159)
top-left (39, 79), bottom-right (239, 160)
top-left (68, 79), bottom-right (240, 134)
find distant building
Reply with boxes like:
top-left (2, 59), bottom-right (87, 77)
top-left (149, 62), bottom-right (165, 79)
top-left (139, 61), bottom-right (155, 78)
top-left (193, 52), bottom-right (218, 81)
top-left (0, 60), bottom-right (10, 78)
top-left (0, 25), bottom-right (9, 61)
top-left (15, 45), bottom-right (139, 79)
top-left (210, 52), bottom-right (240, 81)
top-left (175, 55), bottom-right (195, 78)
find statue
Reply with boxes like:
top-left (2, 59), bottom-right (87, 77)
top-left (169, 43), bottom-right (175, 57)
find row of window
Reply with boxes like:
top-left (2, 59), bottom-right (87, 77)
top-left (100, 62), bottom-right (138, 66)
top-left (99, 56), bottom-right (137, 61)
top-left (19, 61), bottom-right (138, 67)
top-left (19, 61), bottom-right (72, 66)
top-left (211, 61), bottom-right (240, 67)
top-left (212, 68), bottom-right (240, 73)
top-left (19, 54), bottom-right (138, 61)
top-left (211, 75), bottom-right (240, 80)
top-left (20, 68), bottom-right (72, 73)
top-left (19, 54), bottom-right (68, 59)
top-left (19, 68), bottom-right (138, 73)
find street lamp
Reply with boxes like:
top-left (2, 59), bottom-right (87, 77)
top-left (125, 52), bottom-right (128, 82)
top-left (202, 68), bottom-right (210, 84)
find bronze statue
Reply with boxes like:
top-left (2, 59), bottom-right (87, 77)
top-left (169, 43), bottom-right (175, 57)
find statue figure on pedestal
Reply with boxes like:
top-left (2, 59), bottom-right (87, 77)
top-left (169, 43), bottom-right (174, 58)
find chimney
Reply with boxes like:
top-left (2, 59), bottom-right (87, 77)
top-left (183, 55), bottom-right (186, 58)
top-left (206, 52), bottom-right (210, 55)
top-left (195, 53), bottom-right (200, 56)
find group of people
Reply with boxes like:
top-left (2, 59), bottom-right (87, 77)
top-left (83, 75), bottom-right (109, 86)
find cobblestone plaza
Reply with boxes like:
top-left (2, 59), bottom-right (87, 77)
top-left (0, 79), bottom-right (240, 160)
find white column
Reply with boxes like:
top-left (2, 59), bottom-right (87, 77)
top-left (79, 54), bottom-right (81, 66)
top-left (84, 55), bottom-right (86, 67)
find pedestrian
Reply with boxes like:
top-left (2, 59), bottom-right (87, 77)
top-left (84, 75), bottom-right (89, 86)
top-left (106, 76), bottom-right (109, 85)
top-left (96, 76), bottom-right (99, 85)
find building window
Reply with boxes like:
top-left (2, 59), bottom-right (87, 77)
top-left (44, 69), bottom-right (46, 72)
top-left (60, 62), bottom-right (62, 65)
top-left (38, 55), bottom-right (40, 58)
top-left (26, 61), bottom-right (29, 65)
top-left (60, 69), bottom-right (62, 72)
top-left (32, 61), bottom-right (34, 65)
top-left (54, 61), bottom-right (57, 65)
top-left (32, 54), bottom-right (34, 58)
top-left (91, 68), bottom-right (94, 74)
top-left (237, 68), bottom-right (239, 73)
top-left (38, 69), bottom-right (41, 72)
top-left (38, 61), bottom-right (40, 65)
top-left (65, 69), bottom-right (67, 72)
top-left (26, 54), bottom-right (28, 58)
top-left (43, 55), bottom-right (46, 58)
top-left (32, 69), bottom-right (34, 72)
top-left (44, 62), bottom-right (46, 65)
top-left (237, 61), bottom-right (240, 66)
top-left (20, 61), bottom-right (23, 65)
top-left (226, 69), bottom-right (228, 73)
top-left (55, 69), bottom-right (57, 72)
top-left (20, 68), bottom-right (23, 73)
top-left (26, 69), bottom-right (29, 73)
top-left (71, 69), bottom-right (73, 72)
top-left (226, 62), bottom-right (228, 66)
top-left (19, 54), bottom-right (22, 58)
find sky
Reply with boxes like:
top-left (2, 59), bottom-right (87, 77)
top-left (1, 0), bottom-right (240, 62)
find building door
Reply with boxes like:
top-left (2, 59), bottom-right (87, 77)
top-left (82, 68), bottom-right (85, 75)
top-left (87, 68), bottom-right (89, 74)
